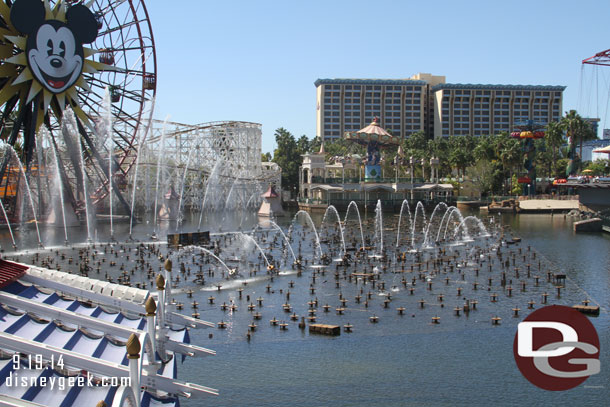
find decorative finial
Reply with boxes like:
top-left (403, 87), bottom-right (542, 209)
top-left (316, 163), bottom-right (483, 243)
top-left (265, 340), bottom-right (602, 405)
top-left (126, 333), bottom-right (141, 359)
top-left (156, 274), bottom-right (165, 291)
top-left (145, 296), bottom-right (157, 316)
top-left (164, 258), bottom-right (172, 272)
top-left (96, 401), bottom-right (107, 407)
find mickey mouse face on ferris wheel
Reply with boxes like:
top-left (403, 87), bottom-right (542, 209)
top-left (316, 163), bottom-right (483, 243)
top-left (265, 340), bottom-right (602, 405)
top-left (10, 0), bottom-right (98, 94)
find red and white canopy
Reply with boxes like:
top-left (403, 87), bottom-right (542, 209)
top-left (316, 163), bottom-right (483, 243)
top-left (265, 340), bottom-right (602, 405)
top-left (344, 117), bottom-right (401, 146)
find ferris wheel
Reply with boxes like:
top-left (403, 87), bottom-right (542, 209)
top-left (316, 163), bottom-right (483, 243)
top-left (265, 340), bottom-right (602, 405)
top-left (0, 0), bottom-right (156, 217)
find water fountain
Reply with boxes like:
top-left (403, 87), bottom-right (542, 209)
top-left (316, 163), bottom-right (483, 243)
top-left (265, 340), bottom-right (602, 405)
top-left (198, 160), bottom-right (221, 231)
top-left (176, 143), bottom-right (196, 229)
top-left (152, 118), bottom-right (169, 238)
top-left (129, 126), bottom-right (148, 239)
top-left (235, 232), bottom-right (273, 269)
top-left (0, 141), bottom-right (43, 247)
top-left (64, 109), bottom-right (94, 242)
top-left (373, 200), bottom-right (384, 257)
top-left (422, 202), bottom-right (449, 248)
top-left (258, 219), bottom-right (298, 264)
top-left (395, 199), bottom-right (412, 249)
top-left (0, 199), bottom-right (16, 249)
top-left (344, 200), bottom-right (365, 250)
top-left (96, 89), bottom-right (116, 240)
top-left (43, 127), bottom-right (70, 244)
top-left (410, 201), bottom-right (428, 250)
top-left (320, 205), bottom-right (346, 257)
top-left (289, 210), bottom-right (323, 262)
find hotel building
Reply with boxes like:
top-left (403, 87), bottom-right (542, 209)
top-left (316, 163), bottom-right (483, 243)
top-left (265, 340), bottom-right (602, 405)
top-left (315, 74), bottom-right (565, 140)
top-left (314, 77), bottom-right (432, 140)
top-left (432, 83), bottom-right (565, 138)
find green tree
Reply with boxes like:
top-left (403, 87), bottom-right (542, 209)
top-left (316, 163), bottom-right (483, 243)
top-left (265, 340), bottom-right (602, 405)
top-left (261, 152), bottom-right (272, 162)
top-left (583, 159), bottom-right (609, 175)
top-left (534, 138), bottom-right (553, 178)
top-left (545, 121), bottom-right (564, 176)
top-left (447, 135), bottom-right (475, 178)
top-left (466, 160), bottom-right (504, 197)
top-left (296, 135), bottom-right (311, 154)
top-left (555, 158), bottom-right (570, 178)
top-left (498, 137), bottom-right (522, 194)
top-left (272, 128), bottom-right (300, 195)
top-left (323, 137), bottom-right (364, 159)
top-left (403, 131), bottom-right (428, 158)
top-left (309, 136), bottom-right (322, 153)
top-left (561, 110), bottom-right (596, 174)
top-left (473, 135), bottom-right (496, 162)
top-left (428, 137), bottom-right (451, 177)
top-left (510, 174), bottom-right (521, 195)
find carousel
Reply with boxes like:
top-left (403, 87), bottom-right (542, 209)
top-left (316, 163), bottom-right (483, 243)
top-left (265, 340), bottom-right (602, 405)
top-left (344, 117), bottom-right (401, 180)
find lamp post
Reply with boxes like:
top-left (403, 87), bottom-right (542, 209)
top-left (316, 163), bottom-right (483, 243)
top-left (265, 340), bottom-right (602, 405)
top-left (409, 156), bottom-right (414, 201)
top-left (394, 155), bottom-right (398, 185)
top-left (421, 158), bottom-right (426, 182)
top-left (430, 157), bottom-right (439, 184)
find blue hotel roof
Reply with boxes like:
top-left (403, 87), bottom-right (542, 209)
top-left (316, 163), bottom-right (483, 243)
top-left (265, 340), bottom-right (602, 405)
top-left (314, 78), bottom-right (566, 91)
top-left (431, 83), bottom-right (566, 91)
top-left (314, 78), bottom-right (427, 87)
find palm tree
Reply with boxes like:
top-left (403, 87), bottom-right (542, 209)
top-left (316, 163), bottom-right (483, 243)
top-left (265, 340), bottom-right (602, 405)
top-left (499, 138), bottom-right (522, 194)
top-left (545, 121), bottom-right (564, 176)
top-left (560, 110), bottom-right (596, 175)
top-left (576, 121), bottom-right (596, 167)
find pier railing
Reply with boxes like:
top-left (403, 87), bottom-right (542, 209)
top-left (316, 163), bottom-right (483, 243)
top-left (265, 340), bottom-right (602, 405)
top-left (298, 197), bottom-right (456, 208)
top-left (307, 177), bottom-right (426, 184)
top-left (455, 195), bottom-right (578, 204)
top-left (456, 196), bottom-right (517, 203)
top-left (519, 194), bottom-right (579, 200)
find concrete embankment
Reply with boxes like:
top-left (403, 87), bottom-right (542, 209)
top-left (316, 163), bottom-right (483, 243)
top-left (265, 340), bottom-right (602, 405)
top-left (573, 218), bottom-right (603, 232)
top-left (517, 199), bottom-right (579, 213)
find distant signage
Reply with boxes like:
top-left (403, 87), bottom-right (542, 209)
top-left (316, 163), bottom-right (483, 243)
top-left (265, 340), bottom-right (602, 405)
top-left (603, 129), bottom-right (610, 139)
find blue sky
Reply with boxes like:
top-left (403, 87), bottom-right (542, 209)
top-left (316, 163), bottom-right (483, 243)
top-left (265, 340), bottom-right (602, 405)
top-left (145, 0), bottom-right (610, 153)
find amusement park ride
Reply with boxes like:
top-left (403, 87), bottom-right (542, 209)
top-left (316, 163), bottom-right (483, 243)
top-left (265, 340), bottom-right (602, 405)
top-left (510, 121), bottom-right (545, 196)
top-left (345, 117), bottom-right (401, 181)
top-left (507, 47), bottom-right (610, 196)
top-left (0, 0), bottom-right (156, 220)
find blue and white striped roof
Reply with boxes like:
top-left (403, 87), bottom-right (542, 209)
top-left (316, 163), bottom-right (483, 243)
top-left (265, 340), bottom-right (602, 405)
top-left (0, 261), bottom-right (217, 407)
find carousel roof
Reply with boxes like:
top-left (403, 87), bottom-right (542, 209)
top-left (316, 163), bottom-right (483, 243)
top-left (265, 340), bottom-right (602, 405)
top-left (0, 260), bottom-right (217, 407)
top-left (593, 144), bottom-right (610, 153)
top-left (344, 118), bottom-right (401, 146)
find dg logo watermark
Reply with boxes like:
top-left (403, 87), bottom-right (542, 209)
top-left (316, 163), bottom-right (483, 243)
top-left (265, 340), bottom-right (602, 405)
top-left (513, 305), bottom-right (600, 390)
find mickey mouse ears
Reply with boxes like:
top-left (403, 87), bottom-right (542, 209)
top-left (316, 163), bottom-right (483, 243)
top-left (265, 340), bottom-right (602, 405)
top-left (10, 0), bottom-right (45, 34)
top-left (10, 0), bottom-right (98, 44)
top-left (66, 4), bottom-right (98, 44)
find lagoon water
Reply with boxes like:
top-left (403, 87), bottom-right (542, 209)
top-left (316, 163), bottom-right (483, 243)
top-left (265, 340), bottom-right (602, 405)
top-left (1, 211), bottom-right (608, 406)
top-left (181, 213), bottom-right (609, 407)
